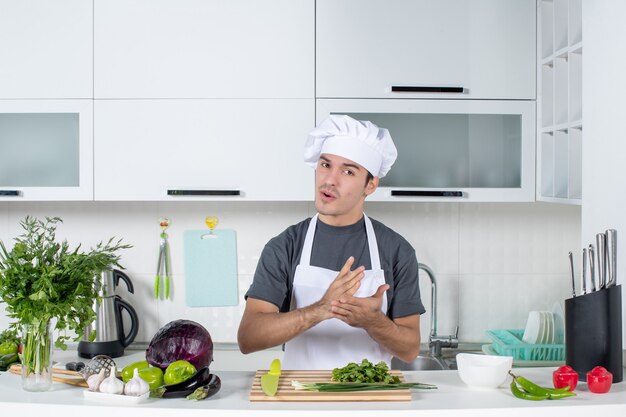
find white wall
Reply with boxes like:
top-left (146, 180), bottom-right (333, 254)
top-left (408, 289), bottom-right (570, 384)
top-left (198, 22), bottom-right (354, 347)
top-left (0, 201), bottom-right (580, 346)
top-left (582, 1), bottom-right (626, 343)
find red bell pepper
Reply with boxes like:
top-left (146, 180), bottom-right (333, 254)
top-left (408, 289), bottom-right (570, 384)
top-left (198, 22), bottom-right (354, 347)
top-left (553, 365), bottom-right (578, 391)
top-left (587, 366), bottom-right (613, 394)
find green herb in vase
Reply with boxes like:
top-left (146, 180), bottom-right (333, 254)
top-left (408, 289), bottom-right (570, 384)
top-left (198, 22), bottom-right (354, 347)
top-left (0, 216), bottom-right (131, 391)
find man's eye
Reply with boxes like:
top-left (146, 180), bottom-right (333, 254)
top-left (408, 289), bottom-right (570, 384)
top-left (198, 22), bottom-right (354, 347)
top-left (321, 162), bottom-right (329, 168)
top-left (343, 170), bottom-right (354, 176)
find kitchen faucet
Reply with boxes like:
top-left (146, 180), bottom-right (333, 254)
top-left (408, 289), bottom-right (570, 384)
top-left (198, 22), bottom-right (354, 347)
top-left (418, 263), bottom-right (459, 357)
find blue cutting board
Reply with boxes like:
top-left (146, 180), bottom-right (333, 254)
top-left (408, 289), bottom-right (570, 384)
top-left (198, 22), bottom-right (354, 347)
top-left (184, 229), bottom-right (238, 307)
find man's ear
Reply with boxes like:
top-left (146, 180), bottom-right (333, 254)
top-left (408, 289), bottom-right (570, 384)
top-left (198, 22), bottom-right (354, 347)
top-left (364, 176), bottom-right (379, 196)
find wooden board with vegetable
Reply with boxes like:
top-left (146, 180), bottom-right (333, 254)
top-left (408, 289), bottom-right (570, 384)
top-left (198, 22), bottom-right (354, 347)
top-left (249, 370), bottom-right (412, 402)
top-left (8, 363), bottom-right (87, 388)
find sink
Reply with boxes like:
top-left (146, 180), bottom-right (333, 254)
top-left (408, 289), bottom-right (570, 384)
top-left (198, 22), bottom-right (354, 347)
top-left (391, 355), bottom-right (452, 371)
top-left (390, 348), bottom-right (487, 371)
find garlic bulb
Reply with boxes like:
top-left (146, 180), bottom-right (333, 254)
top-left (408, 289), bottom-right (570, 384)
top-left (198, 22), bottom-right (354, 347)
top-left (98, 366), bottom-right (125, 395)
top-left (87, 367), bottom-right (106, 392)
top-left (124, 368), bottom-right (150, 397)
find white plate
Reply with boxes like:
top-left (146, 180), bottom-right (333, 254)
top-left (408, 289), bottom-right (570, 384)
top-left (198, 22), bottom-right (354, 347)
top-left (83, 390), bottom-right (149, 404)
top-left (535, 311), bottom-right (546, 345)
top-left (537, 312), bottom-right (546, 344)
top-left (546, 311), bottom-right (555, 345)
top-left (552, 302), bottom-right (565, 344)
top-left (522, 311), bottom-right (542, 344)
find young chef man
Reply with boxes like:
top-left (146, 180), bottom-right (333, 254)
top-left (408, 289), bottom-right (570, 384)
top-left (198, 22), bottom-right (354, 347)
top-left (238, 115), bottom-right (425, 370)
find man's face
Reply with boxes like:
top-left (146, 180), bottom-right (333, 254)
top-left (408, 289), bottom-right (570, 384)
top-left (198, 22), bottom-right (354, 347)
top-left (314, 153), bottom-right (378, 226)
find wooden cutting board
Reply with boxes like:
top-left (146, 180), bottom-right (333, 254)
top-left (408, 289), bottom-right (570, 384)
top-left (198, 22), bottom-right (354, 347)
top-left (9, 363), bottom-right (87, 388)
top-left (249, 370), bottom-right (411, 402)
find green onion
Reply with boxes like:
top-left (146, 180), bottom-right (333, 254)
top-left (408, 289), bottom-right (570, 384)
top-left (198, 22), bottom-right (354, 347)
top-left (291, 380), bottom-right (437, 392)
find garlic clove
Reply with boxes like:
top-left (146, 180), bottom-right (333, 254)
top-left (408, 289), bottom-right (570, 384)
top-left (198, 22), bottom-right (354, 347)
top-left (124, 368), bottom-right (150, 397)
top-left (87, 367), bottom-right (107, 392)
top-left (98, 365), bottom-right (125, 395)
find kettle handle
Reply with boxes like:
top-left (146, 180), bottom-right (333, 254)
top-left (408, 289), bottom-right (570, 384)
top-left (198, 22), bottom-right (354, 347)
top-left (114, 296), bottom-right (139, 348)
top-left (113, 269), bottom-right (134, 294)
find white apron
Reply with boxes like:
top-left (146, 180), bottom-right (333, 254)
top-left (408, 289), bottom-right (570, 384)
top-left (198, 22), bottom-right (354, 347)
top-left (283, 213), bottom-right (391, 370)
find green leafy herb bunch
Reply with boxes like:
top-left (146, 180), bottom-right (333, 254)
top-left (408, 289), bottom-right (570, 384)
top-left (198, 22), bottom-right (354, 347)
top-left (331, 359), bottom-right (401, 384)
top-left (0, 216), bottom-right (131, 349)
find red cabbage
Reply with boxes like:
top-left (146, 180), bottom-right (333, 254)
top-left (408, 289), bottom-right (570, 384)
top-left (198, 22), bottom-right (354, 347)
top-left (146, 319), bottom-right (213, 370)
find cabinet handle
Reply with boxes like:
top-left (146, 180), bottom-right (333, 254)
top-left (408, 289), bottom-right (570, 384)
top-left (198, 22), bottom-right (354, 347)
top-left (0, 190), bottom-right (22, 197)
top-left (391, 190), bottom-right (464, 197)
top-left (391, 86), bottom-right (464, 93)
top-left (167, 189), bottom-right (241, 196)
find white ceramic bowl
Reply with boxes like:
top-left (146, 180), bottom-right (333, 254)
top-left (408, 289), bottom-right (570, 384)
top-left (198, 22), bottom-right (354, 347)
top-left (456, 353), bottom-right (513, 389)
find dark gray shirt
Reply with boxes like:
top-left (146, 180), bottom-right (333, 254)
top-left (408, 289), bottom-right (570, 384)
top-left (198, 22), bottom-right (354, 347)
top-left (245, 216), bottom-right (426, 319)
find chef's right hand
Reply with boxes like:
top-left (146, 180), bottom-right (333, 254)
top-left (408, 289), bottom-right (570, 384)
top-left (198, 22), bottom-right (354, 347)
top-left (316, 256), bottom-right (365, 319)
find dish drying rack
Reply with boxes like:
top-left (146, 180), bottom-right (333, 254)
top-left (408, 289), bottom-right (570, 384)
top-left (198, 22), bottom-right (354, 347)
top-left (486, 329), bottom-right (565, 362)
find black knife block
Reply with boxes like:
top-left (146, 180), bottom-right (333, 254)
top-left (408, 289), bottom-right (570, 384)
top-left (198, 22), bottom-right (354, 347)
top-left (564, 285), bottom-right (622, 383)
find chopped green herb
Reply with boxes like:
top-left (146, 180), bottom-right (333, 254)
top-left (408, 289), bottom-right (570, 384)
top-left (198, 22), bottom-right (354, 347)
top-left (331, 359), bottom-right (400, 384)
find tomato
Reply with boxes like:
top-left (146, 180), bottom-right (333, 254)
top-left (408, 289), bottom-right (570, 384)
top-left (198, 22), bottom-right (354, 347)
top-left (587, 366), bottom-right (612, 394)
top-left (553, 365), bottom-right (578, 391)
top-left (163, 360), bottom-right (196, 385)
top-left (121, 360), bottom-right (150, 383)
top-left (0, 341), bottom-right (18, 356)
top-left (137, 366), bottom-right (164, 390)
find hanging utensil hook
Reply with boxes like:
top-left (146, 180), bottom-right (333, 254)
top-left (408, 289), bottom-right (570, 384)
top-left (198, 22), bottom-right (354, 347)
top-left (201, 216), bottom-right (219, 239)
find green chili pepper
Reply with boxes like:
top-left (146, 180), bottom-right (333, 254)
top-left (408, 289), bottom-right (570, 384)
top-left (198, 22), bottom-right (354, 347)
top-left (510, 380), bottom-right (549, 401)
top-left (514, 374), bottom-right (569, 395)
top-left (509, 371), bottom-right (576, 401)
top-left (545, 389), bottom-right (577, 400)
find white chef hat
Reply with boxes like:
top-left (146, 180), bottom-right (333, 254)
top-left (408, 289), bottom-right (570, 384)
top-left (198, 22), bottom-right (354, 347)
top-left (304, 115), bottom-right (397, 178)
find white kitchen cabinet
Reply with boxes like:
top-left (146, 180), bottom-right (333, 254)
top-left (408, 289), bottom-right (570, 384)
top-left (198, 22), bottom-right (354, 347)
top-left (94, 0), bottom-right (314, 99)
top-left (537, 0), bottom-right (582, 204)
top-left (0, 100), bottom-right (94, 200)
top-left (0, 0), bottom-right (92, 99)
top-left (94, 99), bottom-right (314, 201)
top-left (317, 99), bottom-right (536, 202)
top-left (316, 0), bottom-right (536, 100)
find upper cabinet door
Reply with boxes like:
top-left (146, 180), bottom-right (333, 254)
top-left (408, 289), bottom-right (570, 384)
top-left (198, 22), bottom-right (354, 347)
top-left (94, 99), bottom-right (313, 201)
top-left (316, 0), bottom-right (536, 100)
top-left (94, 0), bottom-right (314, 99)
top-left (317, 99), bottom-right (536, 202)
top-left (0, 100), bottom-right (94, 201)
top-left (0, 0), bottom-right (93, 99)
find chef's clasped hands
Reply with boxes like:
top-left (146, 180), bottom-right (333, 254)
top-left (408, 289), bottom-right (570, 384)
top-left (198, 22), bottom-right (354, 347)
top-left (322, 256), bottom-right (390, 328)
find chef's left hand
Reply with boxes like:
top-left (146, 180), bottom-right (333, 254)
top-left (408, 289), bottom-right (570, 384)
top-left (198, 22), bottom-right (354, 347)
top-left (330, 284), bottom-right (389, 328)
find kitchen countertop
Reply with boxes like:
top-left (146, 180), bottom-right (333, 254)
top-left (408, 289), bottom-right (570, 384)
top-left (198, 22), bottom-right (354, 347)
top-left (1, 351), bottom-right (625, 417)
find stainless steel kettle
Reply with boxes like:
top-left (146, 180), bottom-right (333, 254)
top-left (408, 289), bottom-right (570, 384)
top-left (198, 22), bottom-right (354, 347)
top-left (78, 269), bottom-right (139, 358)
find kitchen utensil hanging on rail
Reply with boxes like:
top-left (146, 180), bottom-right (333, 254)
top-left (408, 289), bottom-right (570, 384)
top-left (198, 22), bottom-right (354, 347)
top-left (155, 218), bottom-right (171, 300)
